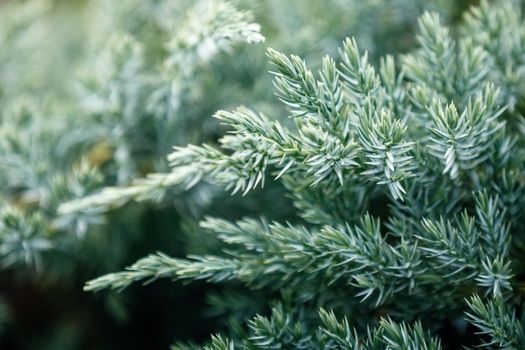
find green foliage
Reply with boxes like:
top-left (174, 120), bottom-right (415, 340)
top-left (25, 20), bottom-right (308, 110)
top-left (2, 0), bottom-right (525, 349)
top-left (192, 306), bottom-right (442, 349)
top-left (74, 1), bottom-right (525, 348)
top-left (0, 0), bottom-right (265, 270)
top-left (465, 295), bottom-right (525, 349)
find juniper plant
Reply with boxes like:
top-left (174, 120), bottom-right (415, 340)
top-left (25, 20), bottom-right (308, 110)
top-left (2, 0), bottom-right (520, 348)
top-left (73, 1), bottom-right (525, 348)
top-left (0, 0), bottom-right (265, 270)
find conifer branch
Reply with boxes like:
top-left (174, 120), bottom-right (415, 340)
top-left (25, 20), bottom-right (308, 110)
top-left (466, 295), bottom-right (525, 349)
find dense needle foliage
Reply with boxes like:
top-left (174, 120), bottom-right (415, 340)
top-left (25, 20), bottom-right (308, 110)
top-left (2, 0), bottom-right (525, 349)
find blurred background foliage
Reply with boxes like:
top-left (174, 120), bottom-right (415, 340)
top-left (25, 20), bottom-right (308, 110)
top-left (0, 0), bottom-right (485, 348)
